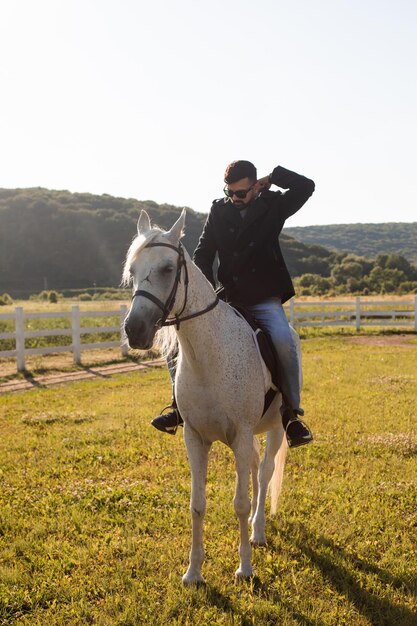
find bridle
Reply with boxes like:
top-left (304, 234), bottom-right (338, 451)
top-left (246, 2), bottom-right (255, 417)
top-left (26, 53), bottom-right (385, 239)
top-left (132, 241), bottom-right (219, 330)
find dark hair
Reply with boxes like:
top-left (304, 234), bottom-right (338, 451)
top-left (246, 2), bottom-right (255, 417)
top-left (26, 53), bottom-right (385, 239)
top-left (224, 160), bottom-right (257, 184)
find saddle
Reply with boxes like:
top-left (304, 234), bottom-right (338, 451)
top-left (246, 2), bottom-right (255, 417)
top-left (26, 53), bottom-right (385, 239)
top-left (231, 304), bottom-right (281, 415)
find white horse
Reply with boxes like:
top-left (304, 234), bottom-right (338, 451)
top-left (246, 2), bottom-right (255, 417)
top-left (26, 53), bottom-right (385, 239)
top-left (123, 209), bottom-right (301, 584)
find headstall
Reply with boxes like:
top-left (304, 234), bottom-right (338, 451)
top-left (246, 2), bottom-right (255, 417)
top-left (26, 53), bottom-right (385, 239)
top-left (132, 242), bottom-right (219, 330)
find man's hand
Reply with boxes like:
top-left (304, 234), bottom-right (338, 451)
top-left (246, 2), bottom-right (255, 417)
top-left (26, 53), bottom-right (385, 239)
top-left (253, 175), bottom-right (271, 194)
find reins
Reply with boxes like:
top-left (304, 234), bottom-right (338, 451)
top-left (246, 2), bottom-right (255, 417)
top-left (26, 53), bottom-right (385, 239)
top-left (132, 241), bottom-right (219, 330)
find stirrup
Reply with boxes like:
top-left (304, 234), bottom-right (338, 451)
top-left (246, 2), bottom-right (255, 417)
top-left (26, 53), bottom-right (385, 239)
top-left (151, 404), bottom-right (183, 435)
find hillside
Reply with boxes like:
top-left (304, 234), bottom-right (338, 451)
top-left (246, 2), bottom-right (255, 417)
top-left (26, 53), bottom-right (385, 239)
top-left (284, 223), bottom-right (417, 264)
top-left (1, 188), bottom-right (415, 297)
top-left (0, 188), bottom-right (204, 294)
top-left (0, 187), bottom-right (334, 295)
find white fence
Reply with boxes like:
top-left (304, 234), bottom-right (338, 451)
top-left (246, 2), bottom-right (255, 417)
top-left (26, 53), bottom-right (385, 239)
top-left (0, 305), bottom-right (129, 372)
top-left (286, 297), bottom-right (417, 331)
top-left (0, 298), bottom-right (416, 372)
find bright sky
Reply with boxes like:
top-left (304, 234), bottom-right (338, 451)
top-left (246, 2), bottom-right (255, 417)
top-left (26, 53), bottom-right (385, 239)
top-left (1, 0), bottom-right (416, 227)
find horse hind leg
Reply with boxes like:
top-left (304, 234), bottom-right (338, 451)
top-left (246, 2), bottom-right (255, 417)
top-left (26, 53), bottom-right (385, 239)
top-left (250, 426), bottom-right (285, 546)
top-left (182, 426), bottom-right (211, 586)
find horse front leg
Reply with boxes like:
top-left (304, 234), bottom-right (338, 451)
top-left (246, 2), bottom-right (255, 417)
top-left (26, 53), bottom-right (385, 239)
top-left (182, 425), bottom-right (211, 586)
top-left (233, 435), bottom-right (254, 580)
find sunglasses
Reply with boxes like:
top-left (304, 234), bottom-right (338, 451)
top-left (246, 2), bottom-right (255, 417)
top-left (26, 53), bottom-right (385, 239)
top-left (223, 184), bottom-right (254, 199)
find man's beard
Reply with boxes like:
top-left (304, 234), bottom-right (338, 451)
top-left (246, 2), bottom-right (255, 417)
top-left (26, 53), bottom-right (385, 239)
top-left (233, 199), bottom-right (249, 210)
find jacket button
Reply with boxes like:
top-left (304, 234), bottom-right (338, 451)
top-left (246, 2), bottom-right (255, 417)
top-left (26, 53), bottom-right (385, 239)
top-left (233, 276), bottom-right (238, 282)
top-left (251, 268), bottom-right (256, 273)
top-left (233, 252), bottom-right (238, 257)
top-left (230, 228), bottom-right (235, 233)
top-left (249, 241), bottom-right (254, 247)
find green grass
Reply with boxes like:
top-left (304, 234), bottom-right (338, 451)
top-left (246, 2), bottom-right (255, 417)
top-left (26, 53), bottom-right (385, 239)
top-left (0, 337), bottom-right (416, 625)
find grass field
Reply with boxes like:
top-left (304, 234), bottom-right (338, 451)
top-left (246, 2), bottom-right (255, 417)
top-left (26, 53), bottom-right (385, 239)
top-left (0, 335), bottom-right (417, 625)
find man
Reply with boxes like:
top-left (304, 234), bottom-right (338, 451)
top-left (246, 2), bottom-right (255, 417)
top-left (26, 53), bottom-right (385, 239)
top-left (152, 160), bottom-right (314, 447)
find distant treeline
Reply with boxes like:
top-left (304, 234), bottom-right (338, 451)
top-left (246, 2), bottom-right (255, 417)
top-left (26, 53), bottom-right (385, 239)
top-left (1, 188), bottom-right (416, 298)
top-left (0, 188), bottom-right (205, 295)
top-left (285, 222), bottom-right (417, 265)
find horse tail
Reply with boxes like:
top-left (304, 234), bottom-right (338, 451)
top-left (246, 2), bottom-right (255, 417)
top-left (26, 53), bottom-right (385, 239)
top-left (269, 438), bottom-right (288, 516)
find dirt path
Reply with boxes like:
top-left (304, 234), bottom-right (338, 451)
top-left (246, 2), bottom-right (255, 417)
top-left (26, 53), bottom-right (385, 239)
top-left (0, 359), bottom-right (165, 394)
top-left (2, 333), bottom-right (415, 395)
top-left (347, 334), bottom-right (416, 346)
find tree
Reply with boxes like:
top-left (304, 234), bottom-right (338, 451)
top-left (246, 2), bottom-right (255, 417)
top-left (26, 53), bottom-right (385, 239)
top-left (296, 274), bottom-right (332, 295)
top-left (366, 267), bottom-right (406, 293)
top-left (331, 261), bottom-right (363, 285)
top-left (385, 254), bottom-right (416, 279)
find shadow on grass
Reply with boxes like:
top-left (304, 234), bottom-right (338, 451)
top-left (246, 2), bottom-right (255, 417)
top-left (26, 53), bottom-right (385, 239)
top-left (202, 584), bottom-right (238, 613)
top-left (200, 573), bottom-right (320, 625)
top-left (277, 522), bottom-right (417, 626)
top-left (169, 584), bottom-right (248, 625)
top-left (22, 370), bottom-right (43, 388)
top-left (79, 365), bottom-right (109, 378)
top-left (248, 575), bottom-right (323, 626)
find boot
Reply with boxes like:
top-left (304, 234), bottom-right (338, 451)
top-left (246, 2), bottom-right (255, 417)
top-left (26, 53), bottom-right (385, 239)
top-left (151, 400), bottom-right (184, 435)
top-left (282, 406), bottom-right (313, 448)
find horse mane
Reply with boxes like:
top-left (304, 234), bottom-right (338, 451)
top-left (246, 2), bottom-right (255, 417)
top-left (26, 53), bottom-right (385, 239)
top-left (155, 325), bottom-right (178, 361)
top-left (121, 227), bottom-right (164, 286)
top-left (122, 225), bottom-right (179, 359)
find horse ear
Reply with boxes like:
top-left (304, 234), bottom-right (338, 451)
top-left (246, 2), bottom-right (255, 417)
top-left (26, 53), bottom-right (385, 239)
top-left (137, 210), bottom-right (151, 236)
top-left (166, 208), bottom-right (186, 244)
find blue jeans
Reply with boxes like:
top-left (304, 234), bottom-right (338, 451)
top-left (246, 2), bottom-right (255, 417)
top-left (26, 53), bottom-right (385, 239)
top-left (167, 297), bottom-right (301, 412)
top-left (246, 297), bottom-right (301, 411)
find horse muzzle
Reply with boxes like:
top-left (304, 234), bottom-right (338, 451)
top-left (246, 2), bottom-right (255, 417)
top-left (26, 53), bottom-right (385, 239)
top-left (124, 317), bottom-right (156, 350)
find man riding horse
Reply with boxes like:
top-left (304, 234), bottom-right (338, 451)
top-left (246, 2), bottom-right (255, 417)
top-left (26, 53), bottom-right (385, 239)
top-left (152, 160), bottom-right (314, 448)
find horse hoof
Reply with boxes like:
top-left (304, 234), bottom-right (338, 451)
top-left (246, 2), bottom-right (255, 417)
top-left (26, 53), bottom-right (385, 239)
top-left (182, 573), bottom-right (206, 587)
top-left (250, 537), bottom-right (267, 548)
top-left (235, 568), bottom-right (253, 581)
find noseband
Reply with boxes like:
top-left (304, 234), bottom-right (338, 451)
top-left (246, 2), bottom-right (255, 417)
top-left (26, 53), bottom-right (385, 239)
top-left (132, 241), bottom-right (219, 330)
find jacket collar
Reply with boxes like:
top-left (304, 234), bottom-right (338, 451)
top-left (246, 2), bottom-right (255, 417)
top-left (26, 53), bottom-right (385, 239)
top-left (222, 199), bottom-right (244, 228)
top-left (238, 196), bottom-right (270, 233)
top-left (221, 196), bottom-right (271, 232)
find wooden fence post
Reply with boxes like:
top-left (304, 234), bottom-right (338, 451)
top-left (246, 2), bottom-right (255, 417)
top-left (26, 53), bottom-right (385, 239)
top-left (415, 296), bottom-right (417, 332)
top-left (71, 306), bottom-right (81, 364)
top-left (355, 296), bottom-right (361, 331)
top-left (120, 304), bottom-right (129, 357)
top-left (289, 299), bottom-right (295, 326)
top-left (15, 307), bottom-right (25, 372)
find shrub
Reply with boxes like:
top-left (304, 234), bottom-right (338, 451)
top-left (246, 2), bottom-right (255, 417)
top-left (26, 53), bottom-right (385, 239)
top-left (0, 293), bottom-right (13, 306)
top-left (398, 281), bottom-right (417, 294)
top-left (296, 274), bottom-right (332, 296)
top-left (92, 291), bottom-right (124, 301)
top-left (297, 287), bottom-right (312, 296)
top-left (30, 290), bottom-right (62, 302)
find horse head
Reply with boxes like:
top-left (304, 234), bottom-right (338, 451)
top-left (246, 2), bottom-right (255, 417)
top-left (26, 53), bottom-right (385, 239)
top-left (123, 209), bottom-right (186, 349)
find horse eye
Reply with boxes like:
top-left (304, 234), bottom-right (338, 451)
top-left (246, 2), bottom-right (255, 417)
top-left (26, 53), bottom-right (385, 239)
top-left (160, 264), bottom-right (174, 275)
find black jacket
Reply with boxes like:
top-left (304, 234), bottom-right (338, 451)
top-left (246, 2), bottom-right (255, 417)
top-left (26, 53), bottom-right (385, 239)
top-left (193, 166), bottom-right (315, 305)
